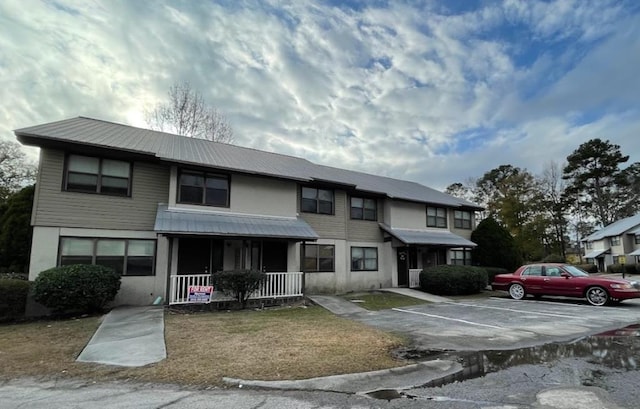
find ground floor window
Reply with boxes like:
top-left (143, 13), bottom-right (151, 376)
top-left (351, 247), bottom-right (378, 271)
top-left (451, 249), bottom-right (472, 266)
top-left (59, 237), bottom-right (156, 276)
top-left (303, 244), bottom-right (335, 272)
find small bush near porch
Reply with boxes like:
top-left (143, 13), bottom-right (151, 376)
top-left (420, 265), bottom-right (488, 295)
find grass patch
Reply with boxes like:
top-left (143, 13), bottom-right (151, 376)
top-left (344, 291), bottom-right (427, 311)
top-left (0, 306), bottom-right (407, 386)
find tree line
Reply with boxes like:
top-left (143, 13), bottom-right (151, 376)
top-left (446, 138), bottom-right (640, 262)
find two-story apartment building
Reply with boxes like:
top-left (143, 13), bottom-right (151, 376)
top-left (16, 117), bottom-right (482, 306)
top-left (583, 213), bottom-right (640, 271)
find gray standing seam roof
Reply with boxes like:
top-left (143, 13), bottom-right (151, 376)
top-left (379, 223), bottom-right (477, 247)
top-left (15, 117), bottom-right (483, 209)
top-left (154, 204), bottom-right (319, 240)
top-left (583, 213), bottom-right (640, 241)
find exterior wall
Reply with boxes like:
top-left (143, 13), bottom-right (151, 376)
top-left (299, 190), bottom-right (347, 239)
top-left (387, 200), bottom-right (426, 229)
top-left (346, 198), bottom-right (384, 242)
top-left (169, 166), bottom-right (298, 217)
top-left (28, 226), bottom-right (166, 306)
top-left (33, 149), bottom-right (169, 230)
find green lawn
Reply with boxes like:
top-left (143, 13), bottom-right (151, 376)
top-left (344, 291), bottom-right (428, 310)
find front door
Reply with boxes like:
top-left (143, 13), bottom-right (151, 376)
top-left (262, 241), bottom-right (288, 272)
top-left (397, 247), bottom-right (409, 286)
top-left (177, 238), bottom-right (223, 274)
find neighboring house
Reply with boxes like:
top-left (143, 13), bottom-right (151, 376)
top-left (15, 117), bottom-right (482, 306)
top-left (582, 213), bottom-right (640, 271)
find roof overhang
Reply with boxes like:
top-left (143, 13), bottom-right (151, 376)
top-left (379, 223), bottom-right (477, 247)
top-left (154, 205), bottom-right (319, 240)
top-left (628, 249), bottom-right (640, 256)
top-left (584, 249), bottom-right (610, 258)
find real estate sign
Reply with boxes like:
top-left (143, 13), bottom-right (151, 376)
top-left (188, 285), bottom-right (214, 303)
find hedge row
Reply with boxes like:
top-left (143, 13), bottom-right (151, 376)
top-left (0, 279), bottom-right (31, 320)
top-left (419, 265), bottom-right (488, 295)
top-left (606, 263), bottom-right (640, 274)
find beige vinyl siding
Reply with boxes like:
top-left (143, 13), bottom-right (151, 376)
top-left (299, 189), bottom-right (347, 239)
top-left (33, 149), bottom-right (169, 230)
top-left (347, 198), bottom-right (383, 242)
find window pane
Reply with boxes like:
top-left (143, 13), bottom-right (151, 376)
top-left (364, 248), bottom-right (377, 258)
top-left (101, 176), bottom-right (129, 194)
top-left (206, 176), bottom-right (228, 190)
top-left (436, 218), bottom-right (446, 228)
top-left (301, 198), bottom-right (317, 213)
top-left (319, 257), bottom-right (334, 271)
top-left (61, 238), bottom-right (93, 256)
top-left (318, 189), bottom-right (333, 201)
top-left (351, 207), bottom-right (363, 219)
top-left (180, 173), bottom-right (204, 187)
top-left (364, 199), bottom-right (376, 210)
top-left (129, 240), bottom-right (155, 256)
top-left (304, 257), bottom-right (317, 271)
top-left (102, 159), bottom-right (130, 178)
top-left (205, 188), bottom-right (228, 206)
top-left (68, 155), bottom-right (99, 173)
top-left (351, 197), bottom-right (363, 208)
top-left (437, 208), bottom-right (446, 217)
top-left (180, 186), bottom-right (203, 203)
top-left (319, 245), bottom-right (334, 258)
top-left (60, 256), bottom-right (93, 265)
top-left (364, 208), bottom-right (376, 220)
top-left (364, 258), bottom-right (377, 270)
top-left (304, 245), bottom-right (318, 258)
top-left (96, 240), bottom-right (125, 256)
top-left (67, 173), bottom-right (98, 191)
top-left (302, 187), bottom-right (317, 199)
top-left (127, 257), bottom-right (154, 276)
top-left (95, 256), bottom-right (124, 274)
top-left (318, 200), bottom-right (333, 214)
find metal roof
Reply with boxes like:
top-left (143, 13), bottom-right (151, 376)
top-left (15, 117), bottom-right (482, 209)
top-left (584, 249), bottom-right (610, 259)
top-left (583, 213), bottom-right (640, 241)
top-left (628, 249), bottom-right (640, 256)
top-left (154, 204), bottom-right (319, 240)
top-left (379, 223), bottom-right (477, 247)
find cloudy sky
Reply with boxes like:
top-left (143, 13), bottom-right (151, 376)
top-left (1, 0), bottom-right (639, 190)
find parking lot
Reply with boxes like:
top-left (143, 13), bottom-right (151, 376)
top-left (350, 296), bottom-right (640, 351)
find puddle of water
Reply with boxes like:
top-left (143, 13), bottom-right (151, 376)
top-left (400, 324), bottom-right (640, 389)
top-left (365, 389), bottom-right (404, 400)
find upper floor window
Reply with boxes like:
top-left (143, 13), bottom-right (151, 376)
top-left (59, 237), bottom-right (155, 276)
top-left (351, 197), bottom-right (376, 221)
top-left (65, 154), bottom-right (131, 196)
top-left (427, 207), bottom-right (447, 228)
top-left (610, 236), bottom-right (621, 246)
top-left (585, 241), bottom-right (593, 250)
top-left (454, 210), bottom-right (472, 229)
top-left (178, 170), bottom-right (229, 207)
top-left (351, 247), bottom-right (378, 271)
top-left (636, 235), bottom-right (640, 245)
top-left (301, 187), bottom-right (334, 215)
top-left (303, 244), bottom-right (335, 272)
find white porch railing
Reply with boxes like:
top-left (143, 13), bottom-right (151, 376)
top-left (409, 269), bottom-right (422, 289)
top-left (169, 272), bottom-right (304, 305)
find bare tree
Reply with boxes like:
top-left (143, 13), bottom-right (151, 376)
top-left (0, 140), bottom-right (36, 201)
top-left (146, 81), bottom-right (234, 143)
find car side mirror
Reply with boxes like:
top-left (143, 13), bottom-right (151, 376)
top-left (561, 272), bottom-right (570, 278)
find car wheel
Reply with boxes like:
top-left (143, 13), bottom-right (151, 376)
top-left (586, 286), bottom-right (608, 306)
top-left (509, 283), bottom-right (525, 300)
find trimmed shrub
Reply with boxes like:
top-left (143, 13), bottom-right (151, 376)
top-left (607, 263), bottom-right (625, 274)
top-left (32, 264), bottom-right (121, 314)
top-left (483, 267), bottom-right (509, 283)
top-left (576, 264), bottom-right (598, 274)
top-left (419, 265), bottom-right (488, 296)
top-left (624, 264), bottom-right (637, 275)
top-left (0, 279), bottom-right (31, 320)
top-left (211, 270), bottom-right (266, 309)
top-left (541, 254), bottom-right (565, 263)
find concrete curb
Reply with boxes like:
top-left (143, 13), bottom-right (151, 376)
top-left (223, 359), bottom-right (462, 393)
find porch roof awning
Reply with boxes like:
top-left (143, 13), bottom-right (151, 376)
top-left (628, 249), bottom-right (640, 256)
top-left (584, 249), bottom-right (610, 258)
top-left (379, 223), bottom-right (477, 247)
top-left (154, 204), bottom-right (319, 240)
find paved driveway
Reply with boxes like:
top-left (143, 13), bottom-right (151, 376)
top-left (348, 297), bottom-right (640, 351)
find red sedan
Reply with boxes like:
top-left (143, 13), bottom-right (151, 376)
top-left (492, 263), bottom-right (640, 306)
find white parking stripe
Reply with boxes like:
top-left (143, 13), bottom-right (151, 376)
top-left (442, 301), bottom-right (584, 319)
top-left (488, 297), bottom-right (631, 311)
top-left (392, 308), bottom-right (504, 329)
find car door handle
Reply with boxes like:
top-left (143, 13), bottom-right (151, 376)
top-left (544, 278), bottom-right (550, 281)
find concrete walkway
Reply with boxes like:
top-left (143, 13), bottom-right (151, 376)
top-left (380, 287), bottom-right (452, 303)
top-left (77, 306), bottom-right (166, 367)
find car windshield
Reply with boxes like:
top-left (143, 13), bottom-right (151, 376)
top-left (564, 265), bottom-right (589, 277)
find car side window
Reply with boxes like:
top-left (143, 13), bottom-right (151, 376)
top-left (546, 267), bottom-right (561, 277)
top-left (522, 266), bottom-right (542, 276)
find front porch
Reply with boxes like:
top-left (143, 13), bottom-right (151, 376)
top-left (169, 271), bottom-right (304, 305)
